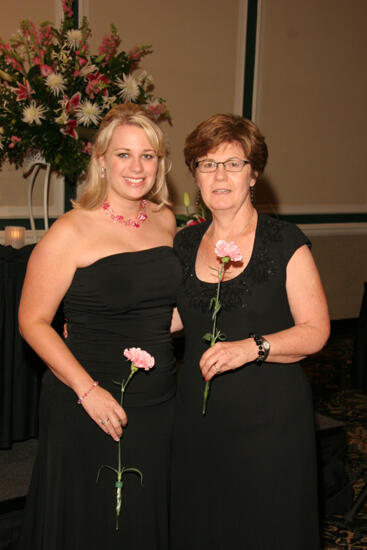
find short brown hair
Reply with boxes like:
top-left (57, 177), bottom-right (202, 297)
top-left (184, 113), bottom-right (268, 177)
top-left (74, 103), bottom-right (170, 210)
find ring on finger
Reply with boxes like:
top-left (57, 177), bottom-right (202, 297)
top-left (214, 365), bottom-right (221, 374)
top-left (101, 418), bottom-right (110, 425)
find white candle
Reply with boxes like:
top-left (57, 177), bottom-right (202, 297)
top-left (4, 226), bottom-right (26, 249)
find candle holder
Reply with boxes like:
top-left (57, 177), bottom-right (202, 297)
top-left (4, 226), bottom-right (26, 249)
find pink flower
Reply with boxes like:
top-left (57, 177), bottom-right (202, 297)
top-left (9, 136), bottom-right (21, 148)
top-left (85, 72), bottom-right (109, 98)
top-left (128, 44), bottom-right (151, 62)
top-left (147, 103), bottom-right (166, 117)
top-left (98, 31), bottom-right (121, 64)
top-left (187, 215), bottom-right (206, 227)
top-left (39, 24), bottom-right (56, 46)
top-left (64, 92), bottom-right (81, 114)
top-left (60, 119), bottom-right (78, 139)
top-left (16, 80), bottom-right (32, 101)
top-left (62, 0), bottom-right (73, 17)
top-left (128, 46), bottom-right (142, 61)
top-left (123, 348), bottom-right (155, 371)
top-left (4, 55), bottom-right (23, 73)
top-left (40, 64), bottom-right (53, 77)
top-left (83, 141), bottom-right (93, 155)
top-left (215, 240), bottom-right (242, 262)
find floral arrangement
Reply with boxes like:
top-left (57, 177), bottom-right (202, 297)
top-left (0, 0), bottom-right (170, 178)
top-left (202, 240), bottom-right (242, 414)
top-left (97, 347), bottom-right (155, 530)
top-left (176, 191), bottom-right (207, 227)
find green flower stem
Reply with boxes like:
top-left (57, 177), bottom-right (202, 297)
top-left (202, 380), bottom-right (210, 415)
top-left (115, 473), bottom-right (123, 530)
top-left (97, 362), bottom-right (141, 530)
top-left (118, 364), bottom-right (138, 481)
top-left (202, 263), bottom-right (226, 415)
top-left (210, 265), bottom-right (224, 346)
top-left (120, 364), bottom-right (138, 406)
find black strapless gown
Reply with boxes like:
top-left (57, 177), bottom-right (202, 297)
top-left (170, 215), bottom-right (320, 550)
top-left (18, 247), bottom-right (182, 550)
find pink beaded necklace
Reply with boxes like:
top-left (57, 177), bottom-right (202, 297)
top-left (102, 199), bottom-right (148, 228)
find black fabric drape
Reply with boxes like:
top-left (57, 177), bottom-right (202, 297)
top-left (352, 282), bottom-right (367, 392)
top-left (0, 244), bottom-right (45, 448)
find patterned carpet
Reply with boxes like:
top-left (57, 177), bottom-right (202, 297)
top-left (304, 325), bottom-right (367, 549)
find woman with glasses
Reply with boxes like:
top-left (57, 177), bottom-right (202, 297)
top-left (170, 113), bottom-right (329, 549)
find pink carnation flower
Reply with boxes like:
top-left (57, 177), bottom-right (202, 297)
top-left (123, 348), bottom-right (155, 371)
top-left (215, 240), bottom-right (242, 262)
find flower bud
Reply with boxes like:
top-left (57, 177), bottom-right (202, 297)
top-left (183, 192), bottom-right (190, 209)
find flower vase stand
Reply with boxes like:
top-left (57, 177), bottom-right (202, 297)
top-left (23, 153), bottom-right (52, 243)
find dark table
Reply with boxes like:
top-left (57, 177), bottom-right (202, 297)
top-left (0, 244), bottom-right (44, 448)
top-left (352, 282), bottom-right (367, 392)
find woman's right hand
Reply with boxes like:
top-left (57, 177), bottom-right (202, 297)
top-left (81, 385), bottom-right (127, 441)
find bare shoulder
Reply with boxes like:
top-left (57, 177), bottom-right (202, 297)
top-left (29, 208), bottom-right (92, 268)
top-left (149, 203), bottom-right (176, 235)
top-left (287, 244), bottom-right (317, 273)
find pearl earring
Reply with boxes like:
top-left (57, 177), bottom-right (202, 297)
top-left (101, 167), bottom-right (106, 179)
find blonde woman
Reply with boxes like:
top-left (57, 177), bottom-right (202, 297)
top-left (18, 104), bottom-right (181, 550)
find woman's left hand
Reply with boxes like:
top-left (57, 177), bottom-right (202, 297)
top-left (200, 339), bottom-right (257, 381)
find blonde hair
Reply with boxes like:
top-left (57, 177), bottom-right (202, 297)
top-left (73, 103), bottom-right (170, 210)
top-left (184, 113), bottom-right (268, 178)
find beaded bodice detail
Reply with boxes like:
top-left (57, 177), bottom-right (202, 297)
top-left (173, 215), bottom-right (287, 312)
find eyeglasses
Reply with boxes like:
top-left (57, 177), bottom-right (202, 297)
top-left (195, 158), bottom-right (251, 173)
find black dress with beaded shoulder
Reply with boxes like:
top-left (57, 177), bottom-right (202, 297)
top-left (18, 247), bottom-right (182, 550)
top-left (170, 214), bottom-right (320, 550)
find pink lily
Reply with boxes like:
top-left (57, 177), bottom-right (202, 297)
top-left (65, 92), bottom-right (81, 114)
top-left (60, 119), bottom-right (78, 139)
top-left (16, 80), bottom-right (32, 101)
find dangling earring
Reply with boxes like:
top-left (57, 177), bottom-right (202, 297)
top-left (101, 167), bottom-right (106, 179)
top-left (195, 189), bottom-right (202, 209)
top-left (250, 185), bottom-right (255, 204)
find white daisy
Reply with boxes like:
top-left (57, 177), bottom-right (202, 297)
top-left (76, 100), bottom-right (102, 127)
top-left (116, 74), bottom-right (139, 102)
top-left (22, 101), bottom-right (47, 125)
top-left (46, 73), bottom-right (66, 96)
top-left (66, 29), bottom-right (82, 49)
